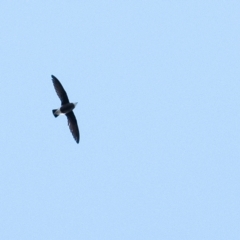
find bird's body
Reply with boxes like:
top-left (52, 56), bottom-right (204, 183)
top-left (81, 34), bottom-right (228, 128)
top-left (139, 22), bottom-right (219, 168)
top-left (51, 75), bottom-right (80, 143)
top-left (52, 102), bottom-right (77, 116)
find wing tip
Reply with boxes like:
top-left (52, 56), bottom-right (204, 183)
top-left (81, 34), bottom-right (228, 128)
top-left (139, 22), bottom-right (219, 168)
top-left (75, 134), bottom-right (80, 144)
top-left (51, 75), bottom-right (57, 80)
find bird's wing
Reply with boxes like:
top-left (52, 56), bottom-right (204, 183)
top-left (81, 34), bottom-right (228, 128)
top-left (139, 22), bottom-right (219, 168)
top-left (52, 75), bottom-right (70, 105)
top-left (66, 111), bottom-right (80, 143)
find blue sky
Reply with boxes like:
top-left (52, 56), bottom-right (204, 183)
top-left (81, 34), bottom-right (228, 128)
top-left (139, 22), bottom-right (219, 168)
top-left (0, 1), bottom-right (240, 239)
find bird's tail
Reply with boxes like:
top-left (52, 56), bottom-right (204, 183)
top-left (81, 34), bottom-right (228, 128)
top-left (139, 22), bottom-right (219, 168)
top-left (52, 109), bottom-right (59, 118)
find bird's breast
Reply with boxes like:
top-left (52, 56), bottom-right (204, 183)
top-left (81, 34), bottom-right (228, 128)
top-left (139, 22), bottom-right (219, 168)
top-left (60, 103), bottom-right (75, 114)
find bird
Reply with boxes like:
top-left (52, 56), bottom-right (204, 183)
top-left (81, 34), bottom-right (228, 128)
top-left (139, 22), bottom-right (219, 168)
top-left (51, 75), bottom-right (80, 143)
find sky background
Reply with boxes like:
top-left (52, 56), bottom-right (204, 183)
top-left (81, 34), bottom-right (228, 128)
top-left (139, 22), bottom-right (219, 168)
top-left (0, 1), bottom-right (239, 239)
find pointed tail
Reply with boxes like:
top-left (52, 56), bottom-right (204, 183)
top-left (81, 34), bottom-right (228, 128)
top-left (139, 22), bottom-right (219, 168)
top-left (52, 109), bottom-right (59, 118)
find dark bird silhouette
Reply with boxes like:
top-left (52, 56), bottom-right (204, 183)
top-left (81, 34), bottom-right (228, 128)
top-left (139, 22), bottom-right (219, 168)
top-left (51, 75), bottom-right (80, 143)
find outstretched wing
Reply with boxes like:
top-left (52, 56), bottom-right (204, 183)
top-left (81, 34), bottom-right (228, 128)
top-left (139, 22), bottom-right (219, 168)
top-left (66, 111), bottom-right (80, 143)
top-left (52, 75), bottom-right (69, 105)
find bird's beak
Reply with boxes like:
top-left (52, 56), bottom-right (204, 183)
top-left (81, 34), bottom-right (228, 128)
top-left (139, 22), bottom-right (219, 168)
top-left (74, 102), bottom-right (78, 106)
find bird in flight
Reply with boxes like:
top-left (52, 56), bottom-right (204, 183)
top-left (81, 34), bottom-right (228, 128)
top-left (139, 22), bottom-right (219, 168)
top-left (51, 75), bottom-right (80, 143)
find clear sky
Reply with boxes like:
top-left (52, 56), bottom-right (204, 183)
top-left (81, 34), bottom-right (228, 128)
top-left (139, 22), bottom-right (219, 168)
top-left (0, 1), bottom-right (239, 239)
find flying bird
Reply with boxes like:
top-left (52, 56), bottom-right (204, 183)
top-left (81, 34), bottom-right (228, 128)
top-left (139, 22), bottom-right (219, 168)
top-left (51, 75), bottom-right (80, 143)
